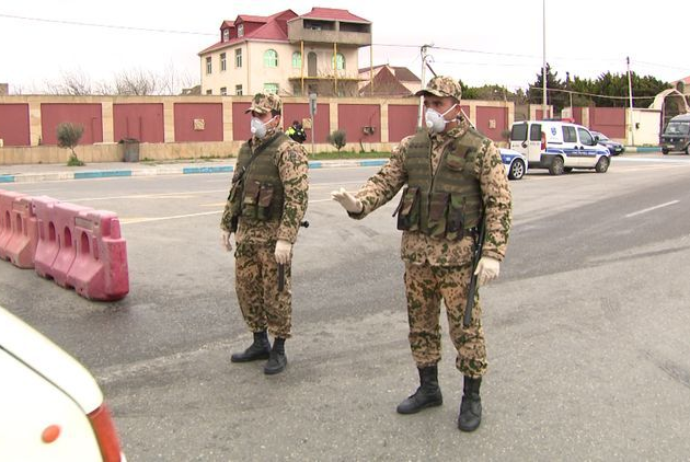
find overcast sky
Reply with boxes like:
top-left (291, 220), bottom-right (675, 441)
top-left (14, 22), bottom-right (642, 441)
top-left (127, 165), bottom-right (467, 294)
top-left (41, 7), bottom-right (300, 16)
top-left (1, 0), bottom-right (688, 94)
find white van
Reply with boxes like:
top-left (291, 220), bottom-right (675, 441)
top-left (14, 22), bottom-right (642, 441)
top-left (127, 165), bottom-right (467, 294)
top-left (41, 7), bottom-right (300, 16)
top-left (509, 120), bottom-right (611, 175)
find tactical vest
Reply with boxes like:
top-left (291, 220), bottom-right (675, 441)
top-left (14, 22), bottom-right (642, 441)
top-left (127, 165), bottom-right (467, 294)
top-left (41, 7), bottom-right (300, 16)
top-left (396, 129), bottom-right (488, 240)
top-left (229, 132), bottom-right (288, 224)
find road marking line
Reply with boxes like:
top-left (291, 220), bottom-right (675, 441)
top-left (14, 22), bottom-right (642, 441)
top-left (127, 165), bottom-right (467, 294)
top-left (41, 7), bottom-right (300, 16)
top-left (625, 200), bottom-right (679, 218)
top-left (121, 211), bottom-right (222, 225)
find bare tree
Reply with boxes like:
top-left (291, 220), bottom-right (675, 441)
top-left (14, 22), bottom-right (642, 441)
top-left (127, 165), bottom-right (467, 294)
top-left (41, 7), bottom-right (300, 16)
top-left (114, 68), bottom-right (159, 95)
top-left (45, 70), bottom-right (93, 95)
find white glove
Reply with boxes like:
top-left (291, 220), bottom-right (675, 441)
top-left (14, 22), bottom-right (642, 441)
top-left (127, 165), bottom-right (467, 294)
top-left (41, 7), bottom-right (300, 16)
top-left (331, 187), bottom-right (363, 214)
top-left (474, 257), bottom-right (500, 287)
top-left (221, 230), bottom-right (233, 252)
top-left (275, 240), bottom-right (292, 265)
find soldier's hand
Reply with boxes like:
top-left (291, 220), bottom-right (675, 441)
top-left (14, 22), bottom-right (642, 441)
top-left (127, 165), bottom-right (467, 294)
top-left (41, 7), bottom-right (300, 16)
top-left (275, 239), bottom-right (292, 265)
top-left (474, 257), bottom-right (500, 286)
top-left (331, 187), bottom-right (363, 214)
top-left (221, 230), bottom-right (233, 252)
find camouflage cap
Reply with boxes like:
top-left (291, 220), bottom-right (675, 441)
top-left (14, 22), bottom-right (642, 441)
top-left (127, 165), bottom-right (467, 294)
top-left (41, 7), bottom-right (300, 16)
top-left (414, 76), bottom-right (462, 101)
top-left (245, 92), bottom-right (282, 115)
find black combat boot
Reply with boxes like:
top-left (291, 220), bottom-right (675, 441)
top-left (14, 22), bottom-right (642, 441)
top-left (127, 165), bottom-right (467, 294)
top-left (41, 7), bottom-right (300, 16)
top-left (231, 331), bottom-right (271, 363)
top-left (264, 337), bottom-right (287, 375)
top-left (396, 366), bottom-right (443, 414)
top-left (458, 376), bottom-right (482, 432)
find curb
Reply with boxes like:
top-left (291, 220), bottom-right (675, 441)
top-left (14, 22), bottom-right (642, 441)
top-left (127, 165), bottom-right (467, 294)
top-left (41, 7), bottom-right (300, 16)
top-left (0, 159), bottom-right (389, 184)
top-left (624, 146), bottom-right (661, 153)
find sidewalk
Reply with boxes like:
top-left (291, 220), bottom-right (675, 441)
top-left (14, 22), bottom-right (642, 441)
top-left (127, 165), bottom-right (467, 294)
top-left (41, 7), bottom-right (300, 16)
top-left (0, 158), bottom-right (389, 184)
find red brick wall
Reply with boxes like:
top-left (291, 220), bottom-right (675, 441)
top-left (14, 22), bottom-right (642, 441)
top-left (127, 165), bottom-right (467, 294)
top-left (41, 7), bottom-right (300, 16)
top-left (476, 106), bottom-right (508, 142)
top-left (283, 103), bottom-right (330, 143)
top-left (388, 105), bottom-right (417, 143)
top-left (113, 104), bottom-right (164, 143)
top-left (337, 104), bottom-right (381, 144)
top-left (41, 103), bottom-right (103, 146)
top-left (0, 104), bottom-right (30, 146)
top-left (232, 102), bottom-right (252, 141)
top-left (173, 103), bottom-right (223, 142)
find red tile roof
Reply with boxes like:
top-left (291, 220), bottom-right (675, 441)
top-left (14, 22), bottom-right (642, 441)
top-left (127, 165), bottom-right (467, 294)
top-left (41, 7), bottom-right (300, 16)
top-left (298, 7), bottom-right (370, 23)
top-left (200, 10), bottom-right (297, 55)
top-left (236, 15), bottom-right (268, 23)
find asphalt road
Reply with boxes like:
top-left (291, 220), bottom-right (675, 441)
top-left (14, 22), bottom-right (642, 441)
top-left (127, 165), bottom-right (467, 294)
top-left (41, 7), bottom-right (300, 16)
top-left (2, 157), bottom-right (690, 461)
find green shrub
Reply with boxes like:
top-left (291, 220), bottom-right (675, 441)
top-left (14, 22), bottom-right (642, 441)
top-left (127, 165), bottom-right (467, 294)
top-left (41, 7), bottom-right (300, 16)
top-left (57, 123), bottom-right (85, 166)
top-left (327, 129), bottom-right (347, 151)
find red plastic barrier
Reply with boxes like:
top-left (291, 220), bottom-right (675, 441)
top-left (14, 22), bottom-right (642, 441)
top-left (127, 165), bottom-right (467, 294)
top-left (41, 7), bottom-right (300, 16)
top-left (33, 196), bottom-right (62, 279)
top-left (66, 209), bottom-right (129, 301)
top-left (4, 196), bottom-right (39, 268)
top-left (50, 202), bottom-right (94, 288)
top-left (0, 190), bottom-right (27, 261)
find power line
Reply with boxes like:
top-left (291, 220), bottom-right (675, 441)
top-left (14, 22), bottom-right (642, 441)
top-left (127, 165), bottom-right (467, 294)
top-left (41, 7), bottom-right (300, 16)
top-left (0, 12), bottom-right (214, 36)
top-left (528, 85), bottom-right (657, 100)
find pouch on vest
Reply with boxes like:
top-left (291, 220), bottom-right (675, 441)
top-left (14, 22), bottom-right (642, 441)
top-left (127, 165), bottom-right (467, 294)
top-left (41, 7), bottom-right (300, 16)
top-left (446, 194), bottom-right (465, 240)
top-left (395, 186), bottom-right (421, 231)
top-left (257, 183), bottom-right (275, 221)
top-left (445, 147), bottom-right (470, 172)
top-left (427, 192), bottom-right (449, 238)
top-left (241, 180), bottom-right (261, 218)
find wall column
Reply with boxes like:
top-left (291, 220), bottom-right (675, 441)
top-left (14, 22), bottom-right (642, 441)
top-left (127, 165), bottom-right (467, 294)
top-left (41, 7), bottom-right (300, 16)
top-left (101, 101), bottom-right (114, 143)
top-left (223, 97), bottom-right (233, 142)
top-left (28, 101), bottom-right (42, 146)
top-left (380, 101), bottom-right (389, 143)
top-left (329, 99), bottom-right (338, 136)
top-left (164, 100), bottom-right (175, 143)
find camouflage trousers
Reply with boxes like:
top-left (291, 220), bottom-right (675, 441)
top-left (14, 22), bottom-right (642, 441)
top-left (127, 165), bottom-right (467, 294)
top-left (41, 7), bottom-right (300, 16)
top-left (235, 242), bottom-right (292, 339)
top-left (404, 262), bottom-right (487, 378)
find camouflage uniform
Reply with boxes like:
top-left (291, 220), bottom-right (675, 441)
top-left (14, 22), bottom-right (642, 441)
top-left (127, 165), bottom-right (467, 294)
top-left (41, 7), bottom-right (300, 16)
top-left (220, 93), bottom-right (309, 339)
top-left (349, 77), bottom-right (512, 378)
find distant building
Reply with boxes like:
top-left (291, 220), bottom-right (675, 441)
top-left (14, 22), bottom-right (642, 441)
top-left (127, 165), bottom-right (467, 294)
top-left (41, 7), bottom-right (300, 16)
top-left (672, 75), bottom-right (690, 96)
top-left (198, 7), bottom-right (372, 97)
top-left (358, 64), bottom-right (421, 97)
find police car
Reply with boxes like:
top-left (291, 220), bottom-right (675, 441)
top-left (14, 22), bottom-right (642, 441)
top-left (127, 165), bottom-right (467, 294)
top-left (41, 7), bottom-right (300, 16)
top-left (509, 120), bottom-right (611, 175)
top-left (499, 148), bottom-right (527, 180)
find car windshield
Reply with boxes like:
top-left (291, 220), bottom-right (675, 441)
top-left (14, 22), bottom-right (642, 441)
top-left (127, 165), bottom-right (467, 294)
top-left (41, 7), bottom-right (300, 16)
top-left (665, 121), bottom-right (690, 136)
top-left (595, 132), bottom-right (610, 141)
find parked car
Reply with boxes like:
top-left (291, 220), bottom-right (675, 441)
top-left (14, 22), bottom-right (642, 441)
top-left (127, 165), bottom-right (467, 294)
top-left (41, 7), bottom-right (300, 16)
top-left (660, 113), bottom-right (690, 155)
top-left (590, 131), bottom-right (625, 156)
top-left (499, 148), bottom-right (528, 180)
top-left (0, 305), bottom-right (126, 462)
top-left (509, 120), bottom-right (611, 175)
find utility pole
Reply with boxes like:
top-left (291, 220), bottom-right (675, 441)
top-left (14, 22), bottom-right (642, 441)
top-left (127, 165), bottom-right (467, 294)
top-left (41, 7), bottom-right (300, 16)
top-left (627, 56), bottom-right (635, 146)
top-left (418, 44), bottom-right (429, 128)
top-left (542, 0), bottom-right (548, 119)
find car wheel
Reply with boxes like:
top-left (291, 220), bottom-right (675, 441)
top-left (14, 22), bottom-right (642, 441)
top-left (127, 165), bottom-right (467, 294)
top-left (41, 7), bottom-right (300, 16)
top-left (595, 156), bottom-right (610, 173)
top-left (549, 157), bottom-right (564, 175)
top-left (662, 148), bottom-right (669, 155)
top-left (685, 145), bottom-right (690, 155)
top-left (564, 167), bottom-right (573, 173)
top-left (508, 159), bottom-right (525, 180)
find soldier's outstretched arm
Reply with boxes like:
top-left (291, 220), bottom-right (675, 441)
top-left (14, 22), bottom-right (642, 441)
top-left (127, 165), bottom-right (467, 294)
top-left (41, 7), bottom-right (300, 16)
top-left (331, 138), bottom-right (410, 219)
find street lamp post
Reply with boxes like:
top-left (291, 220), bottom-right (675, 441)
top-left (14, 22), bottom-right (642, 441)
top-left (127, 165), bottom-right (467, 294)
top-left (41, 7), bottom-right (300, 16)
top-left (542, 0), bottom-right (547, 119)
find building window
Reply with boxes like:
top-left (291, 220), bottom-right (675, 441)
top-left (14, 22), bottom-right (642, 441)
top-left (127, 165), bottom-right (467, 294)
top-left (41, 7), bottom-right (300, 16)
top-left (222, 29), bottom-right (229, 42)
top-left (264, 49), bottom-right (278, 68)
top-left (235, 48), bottom-right (242, 68)
top-left (235, 85), bottom-right (243, 96)
top-left (333, 53), bottom-right (345, 70)
top-left (206, 89), bottom-right (212, 95)
top-left (292, 51), bottom-right (302, 69)
top-left (220, 53), bottom-right (227, 71)
top-left (220, 87), bottom-right (227, 96)
top-left (264, 83), bottom-right (279, 94)
top-left (238, 24), bottom-right (244, 37)
top-left (206, 57), bottom-right (212, 74)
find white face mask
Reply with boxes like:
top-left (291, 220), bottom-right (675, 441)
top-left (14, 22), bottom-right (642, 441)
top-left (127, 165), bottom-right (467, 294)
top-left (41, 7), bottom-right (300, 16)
top-left (250, 116), bottom-right (276, 139)
top-left (425, 104), bottom-right (457, 134)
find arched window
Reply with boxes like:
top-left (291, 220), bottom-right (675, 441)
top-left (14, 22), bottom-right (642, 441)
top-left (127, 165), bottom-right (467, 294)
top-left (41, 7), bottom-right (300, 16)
top-left (333, 53), bottom-right (345, 70)
top-left (264, 49), bottom-right (278, 68)
top-left (292, 51), bottom-right (302, 69)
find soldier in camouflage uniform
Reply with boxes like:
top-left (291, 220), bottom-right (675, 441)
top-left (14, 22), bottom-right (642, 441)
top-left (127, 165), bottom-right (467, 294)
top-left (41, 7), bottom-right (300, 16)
top-left (332, 76), bottom-right (512, 431)
top-left (220, 92), bottom-right (309, 375)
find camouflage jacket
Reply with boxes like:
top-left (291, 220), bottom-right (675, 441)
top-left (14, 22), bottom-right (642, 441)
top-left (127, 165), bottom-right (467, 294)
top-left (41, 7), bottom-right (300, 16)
top-left (350, 119), bottom-right (512, 266)
top-left (220, 128), bottom-right (309, 244)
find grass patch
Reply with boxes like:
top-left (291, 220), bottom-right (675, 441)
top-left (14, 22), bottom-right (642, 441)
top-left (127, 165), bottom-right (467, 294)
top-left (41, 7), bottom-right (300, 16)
top-left (308, 151), bottom-right (390, 160)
